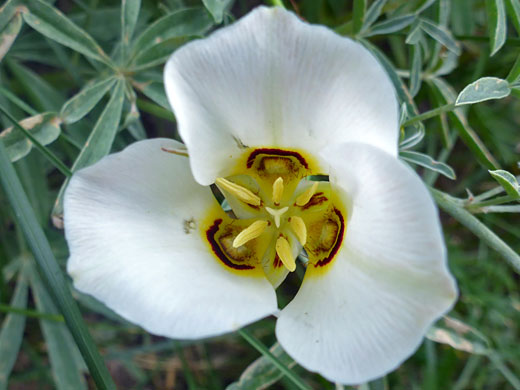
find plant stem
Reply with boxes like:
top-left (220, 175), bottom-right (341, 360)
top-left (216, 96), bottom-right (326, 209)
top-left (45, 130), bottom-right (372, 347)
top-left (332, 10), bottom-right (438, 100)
top-left (403, 103), bottom-right (455, 126)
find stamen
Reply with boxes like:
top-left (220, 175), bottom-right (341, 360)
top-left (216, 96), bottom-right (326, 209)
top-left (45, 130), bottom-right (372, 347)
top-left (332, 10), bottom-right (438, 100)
top-left (276, 236), bottom-right (296, 272)
top-left (232, 220), bottom-right (269, 248)
top-left (215, 178), bottom-right (261, 206)
top-left (289, 216), bottom-right (307, 246)
top-left (161, 147), bottom-right (189, 157)
top-left (272, 177), bottom-right (284, 205)
top-left (295, 182), bottom-right (318, 206)
top-left (265, 206), bottom-right (289, 228)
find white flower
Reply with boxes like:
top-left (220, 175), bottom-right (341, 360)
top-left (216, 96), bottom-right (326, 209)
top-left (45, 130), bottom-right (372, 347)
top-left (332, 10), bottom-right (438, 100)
top-left (64, 7), bottom-right (457, 385)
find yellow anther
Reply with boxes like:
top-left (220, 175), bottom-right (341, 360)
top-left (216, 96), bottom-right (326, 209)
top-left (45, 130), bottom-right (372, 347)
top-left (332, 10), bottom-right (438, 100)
top-left (215, 178), bottom-right (261, 206)
top-left (272, 177), bottom-right (284, 205)
top-left (233, 220), bottom-right (269, 248)
top-left (289, 216), bottom-right (307, 246)
top-left (295, 182), bottom-right (318, 206)
top-left (276, 236), bottom-right (296, 272)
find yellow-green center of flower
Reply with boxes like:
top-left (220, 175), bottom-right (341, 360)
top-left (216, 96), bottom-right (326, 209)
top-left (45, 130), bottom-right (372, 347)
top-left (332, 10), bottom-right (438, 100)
top-left (202, 148), bottom-right (346, 286)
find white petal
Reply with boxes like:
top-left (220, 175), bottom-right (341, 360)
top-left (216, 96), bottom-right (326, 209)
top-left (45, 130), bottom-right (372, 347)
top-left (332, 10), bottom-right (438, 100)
top-left (276, 143), bottom-right (457, 384)
top-left (65, 138), bottom-right (277, 339)
top-left (164, 6), bottom-right (398, 185)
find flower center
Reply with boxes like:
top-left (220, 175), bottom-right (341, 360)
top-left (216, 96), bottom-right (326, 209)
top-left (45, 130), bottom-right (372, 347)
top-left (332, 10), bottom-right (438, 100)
top-left (203, 148), bottom-right (346, 286)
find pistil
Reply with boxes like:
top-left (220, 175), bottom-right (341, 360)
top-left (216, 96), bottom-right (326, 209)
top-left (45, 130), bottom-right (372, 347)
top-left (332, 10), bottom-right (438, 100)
top-left (265, 206), bottom-right (289, 228)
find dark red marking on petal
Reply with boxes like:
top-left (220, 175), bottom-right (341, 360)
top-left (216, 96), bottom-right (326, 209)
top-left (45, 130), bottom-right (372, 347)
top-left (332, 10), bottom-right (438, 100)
top-left (246, 148), bottom-right (308, 169)
top-left (301, 192), bottom-right (328, 210)
top-left (273, 254), bottom-right (283, 268)
top-left (314, 208), bottom-right (345, 268)
top-left (206, 219), bottom-right (255, 270)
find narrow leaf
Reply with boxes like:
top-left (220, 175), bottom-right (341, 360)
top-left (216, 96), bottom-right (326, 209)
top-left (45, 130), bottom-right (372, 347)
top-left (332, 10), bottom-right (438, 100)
top-left (420, 18), bottom-right (461, 55)
top-left (52, 81), bottom-right (125, 222)
top-left (71, 80), bottom-right (125, 172)
top-left (29, 263), bottom-right (87, 390)
top-left (202, 0), bottom-right (232, 24)
top-left (409, 44), bottom-right (422, 97)
top-left (227, 342), bottom-right (296, 390)
top-left (486, 0), bottom-right (507, 56)
top-left (0, 112), bottom-right (61, 162)
top-left (133, 80), bottom-right (171, 110)
top-left (0, 138), bottom-right (116, 389)
top-left (0, 0), bottom-right (20, 32)
top-left (0, 265), bottom-right (29, 390)
top-left (429, 78), bottom-right (499, 170)
top-left (352, 0), bottom-right (367, 35)
top-left (489, 170), bottom-right (520, 199)
top-left (23, 0), bottom-right (111, 64)
top-left (131, 8), bottom-right (213, 60)
top-left (506, 54), bottom-right (520, 83)
top-left (0, 11), bottom-right (22, 61)
top-left (121, 0), bottom-right (141, 46)
top-left (400, 150), bottom-right (456, 179)
top-left (506, 0), bottom-right (520, 35)
top-left (455, 77), bottom-right (510, 105)
top-left (427, 316), bottom-right (491, 355)
top-left (60, 77), bottom-right (117, 124)
top-left (364, 14), bottom-right (415, 36)
top-left (362, 0), bottom-right (388, 30)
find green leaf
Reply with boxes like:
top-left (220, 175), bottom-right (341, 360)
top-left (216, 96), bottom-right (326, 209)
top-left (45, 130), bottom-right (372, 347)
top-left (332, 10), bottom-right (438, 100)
top-left (426, 316), bottom-right (491, 355)
top-left (429, 78), bottom-right (499, 170)
top-left (7, 60), bottom-right (64, 112)
top-left (506, 54), bottom-right (520, 83)
top-left (486, 0), bottom-right (507, 56)
top-left (352, 0), bottom-right (367, 35)
top-left (131, 8), bottom-right (213, 62)
top-left (131, 37), bottom-right (188, 69)
top-left (121, 0), bottom-right (141, 47)
top-left (409, 44), bottom-right (422, 97)
top-left (202, 0), bottom-right (232, 24)
top-left (364, 14), bottom-right (415, 36)
top-left (420, 18), bottom-right (461, 55)
top-left (60, 77), bottom-right (117, 124)
top-left (0, 11), bottom-right (22, 62)
top-left (134, 80), bottom-right (171, 110)
top-left (455, 77), bottom-right (510, 105)
top-left (405, 20), bottom-right (423, 45)
top-left (226, 342), bottom-right (296, 390)
top-left (71, 80), bottom-right (125, 172)
top-left (362, 0), bottom-right (387, 31)
top-left (506, 0), bottom-right (520, 35)
top-left (28, 263), bottom-right (87, 390)
top-left (489, 170), bottom-right (520, 199)
top-left (0, 137), bottom-right (116, 389)
top-left (400, 150), bottom-right (456, 179)
top-left (23, 0), bottom-right (112, 64)
top-left (0, 264), bottom-right (29, 390)
top-left (0, 112), bottom-right (61, 162)
top-left (0, 0), bottom-right (20, 32)
top-left (52, 80), bottom-right (125, 222)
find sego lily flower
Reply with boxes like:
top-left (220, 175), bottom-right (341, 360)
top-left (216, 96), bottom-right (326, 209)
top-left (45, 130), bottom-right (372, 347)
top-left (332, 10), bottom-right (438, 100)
top-left (65, 7), bottom-right (457, 384)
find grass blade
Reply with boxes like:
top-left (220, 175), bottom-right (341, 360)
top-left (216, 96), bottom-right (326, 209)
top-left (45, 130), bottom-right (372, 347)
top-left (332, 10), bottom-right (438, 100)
top-left (238, 329), bottom-right (311, 390)
top-left (0, 137), bottom-right (116, 389)
top-left (0, 263), bottom-right (29, 390)
top-left (28, 262), bottom-right (87, 390)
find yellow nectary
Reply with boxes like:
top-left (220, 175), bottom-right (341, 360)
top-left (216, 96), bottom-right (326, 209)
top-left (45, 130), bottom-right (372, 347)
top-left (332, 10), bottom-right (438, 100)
top-left (201, 148), bottom-right (347, 287)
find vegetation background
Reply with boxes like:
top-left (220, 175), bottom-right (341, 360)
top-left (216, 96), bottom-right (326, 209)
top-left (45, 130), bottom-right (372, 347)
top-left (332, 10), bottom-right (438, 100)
top-left (0, 0), bottom-right (519, 389)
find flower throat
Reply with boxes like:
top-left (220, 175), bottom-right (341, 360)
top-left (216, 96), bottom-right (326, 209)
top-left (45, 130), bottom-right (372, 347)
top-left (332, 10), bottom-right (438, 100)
top-left (202, 148), bottom-right (346, 287)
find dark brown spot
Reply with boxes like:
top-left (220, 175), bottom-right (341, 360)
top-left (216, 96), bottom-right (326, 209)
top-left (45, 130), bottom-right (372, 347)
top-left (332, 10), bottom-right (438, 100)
top-left (314, 208), bottom-right (345, 268)
top-left (206, 219), bottom-right (255, 270)
top-left (301, 192), bottom-right (328, 210)
top-left (246, 148), bottom-right (308, 169)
